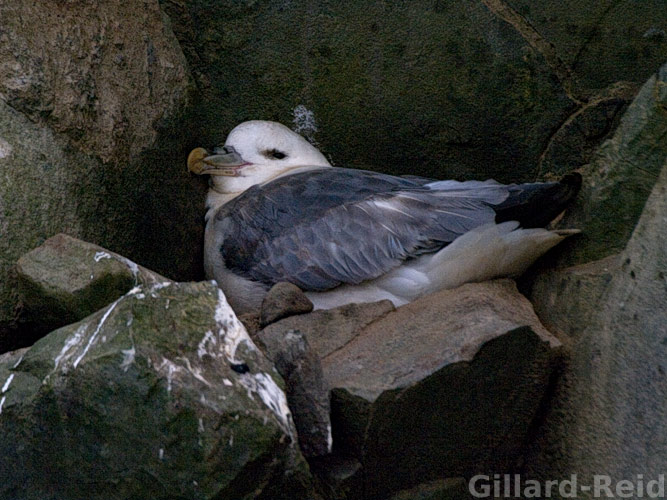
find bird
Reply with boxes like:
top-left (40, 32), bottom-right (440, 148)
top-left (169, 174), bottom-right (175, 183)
top-left (188, 120), bottom-right (581, 315)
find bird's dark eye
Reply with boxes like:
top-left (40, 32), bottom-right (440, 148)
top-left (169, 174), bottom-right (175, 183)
top-left (264, 149), bottom-right (287, 160)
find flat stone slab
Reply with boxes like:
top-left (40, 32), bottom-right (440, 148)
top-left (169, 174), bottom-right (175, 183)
top-left (14, 234), bottom-right (169, 339)
top-left (320, 280), bottom-right (560, 499)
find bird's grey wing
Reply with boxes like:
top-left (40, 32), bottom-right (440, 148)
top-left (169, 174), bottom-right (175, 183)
top-left (220, 177), bottom-right (511, 291)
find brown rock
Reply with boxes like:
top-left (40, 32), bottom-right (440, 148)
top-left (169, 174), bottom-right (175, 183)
top-left (260, 282), bottom-right (314, 327)
top-left (12, 234), bottom-right (168, 349)
top-left (255, 328), bottom-right (331, 458)
top-left (261, 300), bottom-right (395, 359)
top-left (321, 280), bottom-right (560, 499)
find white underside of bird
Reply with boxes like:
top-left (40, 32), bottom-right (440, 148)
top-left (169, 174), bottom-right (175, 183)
top-left (189, 120), bottom-right (580, 315)
top-left (302, 221), bottom-right (574, 309)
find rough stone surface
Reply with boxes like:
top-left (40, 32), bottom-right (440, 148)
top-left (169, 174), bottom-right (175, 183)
top-left (524, 159), bottom-right (667, 495)
top-left (260, 282), bottom-right (314, 327)
top-left (542, 62), bottom-right (667, 267)
top-left (0, 0), bottom-right (191, 163)
top-left (0, 0), bottom-right (204, 333)
top-left (161, 0), bottom-right (663, 183)
top-left (261, 300), bottom-right (395, 360)
top-left (320, 280), bottom-right (560, 499)
top-left (10, 234), bottom-right (169, 350)
top-left (504, 0), bottom-right (666, 94)
top-left (389, 478), bottom-right (473, 500)
top-left (526, 254), bottom-right (620, 340)
top-left (0, 281), bottom-right (314, 500)
top-left (254, 328), bottom-right (331, 458)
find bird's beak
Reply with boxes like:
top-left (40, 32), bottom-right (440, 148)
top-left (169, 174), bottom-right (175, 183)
top-left (187, 146), bottom-right (250, 176)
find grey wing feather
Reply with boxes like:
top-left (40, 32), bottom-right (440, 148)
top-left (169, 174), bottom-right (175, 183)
top-left (232, 178), bottom-right (510, 291)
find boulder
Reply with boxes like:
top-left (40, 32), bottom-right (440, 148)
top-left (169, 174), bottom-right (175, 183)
top-left (261, 280), bottom-right (561, 499)
top-left (261, 300), bottom-right (395, 360)
top-left (0, 281), bottom-right (314, 500)
top-left (322, 280), bottom-right (560, 499)
top-left (10, 234), bottom-right (169, 349)
top-left (522, 64), bottom-right (667, 494)
top-left (540, 62), bottom-right (667, 267)
top-left (527, 254), bottom-right (619, 339)
top-left (0, 0), bottom-right (192, 163)
top-left (524, 157), bottom-right (667, 491)
top-left (254, 328), bottom-right (331, 458)
top-left (0, 0), bottom-right (203, 335)
top-left (260, 282), bottom-right (314, 327)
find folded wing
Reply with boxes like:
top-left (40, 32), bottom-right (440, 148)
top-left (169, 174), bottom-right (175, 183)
top-left (212, 168), bottom-right (512, 291)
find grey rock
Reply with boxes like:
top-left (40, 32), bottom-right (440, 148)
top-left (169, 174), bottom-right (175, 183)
top-left (255, 328), bottom-right (331, 458)
top-left (389, 478), bottom-right (473, 500)
top-left (260, 282), bottom-right (314, 327)
top-left (0, 281), bottom-right (314, 500)
top-left (0, 0), bottom-right (192, 163)
top-left (528, 254), bottom-right (620, 340)
top-left (524, 156), bottom-right (667, 493)
top-left (162, 1), bottom-right (661, 185)
top-left (12, 234), bottom-right (169, 347)
top-left (544, 63), bottom-right (667, 266)
top-left (319, 280), bottom-right (560, 499)
top-left (0, 0), bottom-right (203, 335)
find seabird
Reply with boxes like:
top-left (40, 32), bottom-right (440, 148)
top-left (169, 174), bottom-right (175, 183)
top-left (188, 120), bottom-right (580, 314)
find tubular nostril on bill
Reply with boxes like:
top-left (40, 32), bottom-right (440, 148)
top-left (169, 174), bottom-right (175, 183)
top-left (213, 145), bottom-right (238, 155)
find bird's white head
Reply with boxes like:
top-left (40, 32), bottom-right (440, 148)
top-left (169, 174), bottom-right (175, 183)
top-left (188, 120), bottom-right (331, 195)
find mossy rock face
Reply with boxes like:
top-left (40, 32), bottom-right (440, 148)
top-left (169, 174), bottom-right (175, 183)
top-left (0, 281), bottom-right (313, 500)
top-left (162, 0), bottom-right (664, 182)
top-left (0, 0), bottom-right (202, 330)
top-left (544, 63), bottom-right (667, 267)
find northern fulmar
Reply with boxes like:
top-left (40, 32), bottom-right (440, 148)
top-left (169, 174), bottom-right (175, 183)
top-left (188, 120), bottom-right (580, 314)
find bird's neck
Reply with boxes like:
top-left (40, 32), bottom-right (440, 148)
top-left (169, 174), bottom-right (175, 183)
top-left (205, 164), bottom-right (330, 219)
top-left (205, 190), bottom-right (241, 220)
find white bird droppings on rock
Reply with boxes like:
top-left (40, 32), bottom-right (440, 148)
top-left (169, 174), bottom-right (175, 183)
top-left (73, 300), bottom-right (119, 369)
top-left (214, 289), bottom-right (256, 364)
top-left (120, 347), bottom-right (136, 372)
top-left (197, 330), bottom-right (217, 359)
top-left (53, 325), bottom-right (87, 373)
top-left (239, 372), bottom-right (293, 438)
top-left (93, 251), bottom-right (111, 262)
top-left (2, 373), bottom-right (14, 393)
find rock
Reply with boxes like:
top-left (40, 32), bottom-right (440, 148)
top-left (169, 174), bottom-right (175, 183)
top-left (0, 0), bottom-right (204, 336)
top-left (502, 1), bottom-right (666, 94)
top-left (524, 156), bottom-right (667, 491)
top-left (318, 280), bottom-right (559, 499)
top-left (0, 0), bottom-right (192, 163)
top-left (537, 84), bottom-right (635, 176)
top-left (0, 281), bottom-right (314, 499)
top-left (527, 254), bottom-right (620, 339)
top-left (254, 328), bottom-right (331, 458)
top-left (388, 478), bottom-right (472, 500)
top-left (161, 1), bottom-right (661, 185)
top-left (260, 282), bottom-right (314, 327)
top-left (261, 300), bottom-right (395, 360)
top-left (9, 234), bottom-right (169, 349)
top-left (544, 63), bottom-right (667, 267)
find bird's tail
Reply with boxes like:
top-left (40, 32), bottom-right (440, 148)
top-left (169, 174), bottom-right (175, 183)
top-left (493, 172), bottom-right (582, 228)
